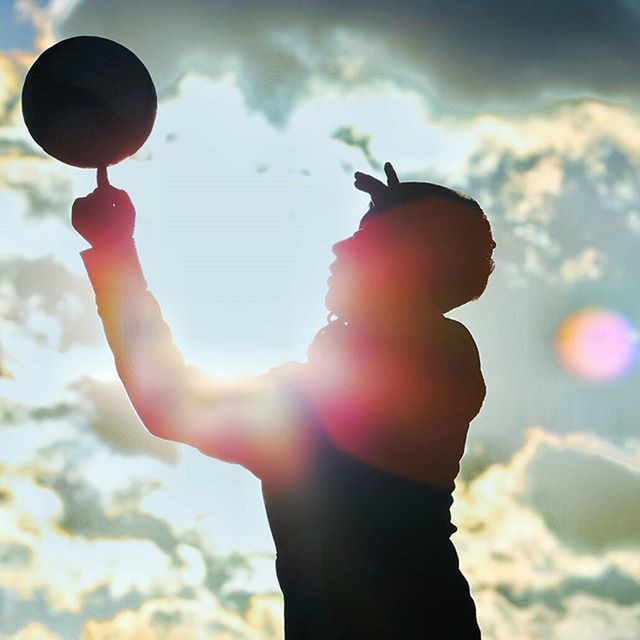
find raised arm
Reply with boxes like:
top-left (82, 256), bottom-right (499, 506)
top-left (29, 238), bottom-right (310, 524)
top-left (72, 175), bottom-right (309, 481)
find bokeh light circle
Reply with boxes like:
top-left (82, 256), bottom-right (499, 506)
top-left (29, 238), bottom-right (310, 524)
top-left (555, 309), bottom-right (639, 381)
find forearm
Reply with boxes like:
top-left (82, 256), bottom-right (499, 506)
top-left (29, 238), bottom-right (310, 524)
top-left (81, 239), bottom-right (197, 439)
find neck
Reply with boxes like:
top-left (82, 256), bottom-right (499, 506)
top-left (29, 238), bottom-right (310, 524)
top-left (337, 296), bottom-right (444, 343)
top-left (307, 297), bottom-right (444, 373)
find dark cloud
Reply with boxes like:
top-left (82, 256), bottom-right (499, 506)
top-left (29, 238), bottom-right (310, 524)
top-left (36, 465), bottom-right (183, 559)
top-left (0, 445), bottom-right (266, 636)
top-left (180, 528), bottom-right (253, 612)
top-left (149, 608), bottom-right (183, 628)
top-left (0, 583), bottom-right (149, 639)
top-left (34, 458), bottom-right (256, 607)
top-left (520, 567), bottom-right (640, 610)
top-left (0, 587), bottom-right (73, 638)
top-left (59, 1), bottom-right (640, 124)
top-left (67, 376), bottom-right (179, 463)
top-left (331, 126), bottom-right (381, 171)
top-left (497, 566), bottom-right (640, 611)
top-left (0, 541), bottom-right (32, 567)
top-left (0, 398), bottom-right (75, 426)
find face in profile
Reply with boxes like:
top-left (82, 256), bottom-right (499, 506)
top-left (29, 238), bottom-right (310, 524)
top-left (325, 204), bottom-right (436, 325)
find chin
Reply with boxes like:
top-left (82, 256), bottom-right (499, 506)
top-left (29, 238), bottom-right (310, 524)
top-left (325, 288), bottom-right (348, 319)
top-left (326, 284), bottom-right (370, 324)
top-left (324, 295), bottom-right (339, 319)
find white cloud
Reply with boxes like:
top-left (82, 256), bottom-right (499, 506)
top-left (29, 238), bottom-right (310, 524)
top-left (8, 623), bottom-right (62, 640)
top-left (79, 593), bottom-right (282, 640)
top-left (453, 428), bottom-right (640, 638)
top-left (560, 247), bottom-right (606, 284)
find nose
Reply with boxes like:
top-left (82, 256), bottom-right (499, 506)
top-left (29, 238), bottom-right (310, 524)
top-left (331, 236), bottom-right (351, 258)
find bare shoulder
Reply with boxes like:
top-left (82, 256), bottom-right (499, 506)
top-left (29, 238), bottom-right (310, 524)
top-left (441, 318), bottom-right (481, 366)
top-left (438, 318), bottom-right (486, 417)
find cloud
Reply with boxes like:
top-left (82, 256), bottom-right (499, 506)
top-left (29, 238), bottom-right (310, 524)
top-left (0, 94), bottom-right (74, 221)
top-left (525, 434), bottom-right (640, 552)
top-left (0, 584), bottom-right (148, 638)
top-left (453, 428), bottom-right (640, 638)
top-left (0, 448), bottom-right (281, 636)
top-left (0, 542), bottom-right (33, 568)
top-left (14, 0), bottom-right (80, 54)
top-left (58, 0), bottom-right (640, 125)
top-left (0, 379), bottom-right (176, 466)
top-left (0, 398), bottom-right (74, 426)
top-left (0, 255), bottom-right (102, 352)
top-left (474, 591), bottom-right (640, 640)
top-left (35, 464), bottom-right (183, 560)
top-left (8, 623), bottom-right (62, 640)
top-left (497, 566), bottom-right (640, 610)
top-left (441, 100), bottom-right (640, 458)
top-left (331, 126), bottom-right (381, 171)
top-left (3, 7), bottom-right (639, 639)
top-left (78, 594), bottom-right (282, 640)
top-left (0, 159), bottom-right (74, 219)
top-left (0, 339), bottom-right (16, 380)
top-left (67, 376), bottom-right (179, 463)
top-left (559, 247), bottom-right (605, 284)
top-left (0, 52), bottom-right (24, 126)
top-left (0, 45), bottom-right (74, 222)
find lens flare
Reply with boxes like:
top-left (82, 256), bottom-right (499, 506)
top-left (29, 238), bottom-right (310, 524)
top-left (555, 309), bottom-right (639, 381)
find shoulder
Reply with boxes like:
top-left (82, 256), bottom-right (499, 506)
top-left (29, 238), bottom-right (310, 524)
top-left (435, 318), bottom-right (486, 418)
top-left (266, 360), bottom-right (308, 381)
top-left (441, 318), bottom-right (481, 366)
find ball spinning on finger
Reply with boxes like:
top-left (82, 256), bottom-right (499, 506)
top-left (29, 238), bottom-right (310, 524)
top-left (22, 36), bottom-right (157, 169)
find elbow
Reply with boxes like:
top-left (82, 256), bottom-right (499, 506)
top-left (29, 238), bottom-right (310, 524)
top-left (121, 381), bottom-right (186, 441)
top-left (144, 421), bottom-right (171, 440)
top-left (129, 397), bottom-right (176, 441)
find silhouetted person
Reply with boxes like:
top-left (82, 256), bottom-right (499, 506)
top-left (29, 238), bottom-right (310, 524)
top-left (73, 162), bottom-right (495, 639)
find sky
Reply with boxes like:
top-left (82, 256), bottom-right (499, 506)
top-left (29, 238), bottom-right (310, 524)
top-left (1, 0), bottom-right (639, 638)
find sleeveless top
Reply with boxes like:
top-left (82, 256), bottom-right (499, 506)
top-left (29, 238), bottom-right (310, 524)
top-left (261, 319), bottom-right (484, 638)
top-left (261, 394), bottom-right (482, 639)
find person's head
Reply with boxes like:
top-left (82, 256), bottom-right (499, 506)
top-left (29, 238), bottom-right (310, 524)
top-left (325, 163), bottom-right (496, 327)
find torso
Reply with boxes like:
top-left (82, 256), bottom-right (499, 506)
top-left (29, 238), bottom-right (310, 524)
top-left (260, 317), bottom-right (485, 638)
top-left (261, 396), bottom-right (478, 639)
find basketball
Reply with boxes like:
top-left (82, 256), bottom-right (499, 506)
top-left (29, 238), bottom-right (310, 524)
top-left (22, 36), bottom-right (157, 169)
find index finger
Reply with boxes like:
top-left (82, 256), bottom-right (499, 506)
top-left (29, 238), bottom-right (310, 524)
top-left (97, 165), bottom-right (109, 190)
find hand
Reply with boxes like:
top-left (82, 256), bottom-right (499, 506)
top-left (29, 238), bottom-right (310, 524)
top-left (354, 161), bottom-right (400, 207)
top-left (72, 167), bottom-right (135, 248)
